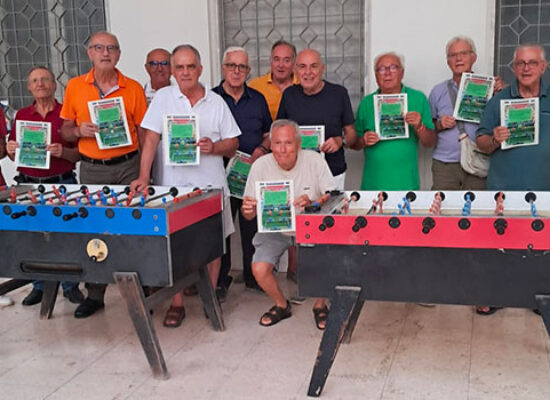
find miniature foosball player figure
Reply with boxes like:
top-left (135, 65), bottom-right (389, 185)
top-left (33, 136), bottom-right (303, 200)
top-left (241, 119), bottom-right (335, 328)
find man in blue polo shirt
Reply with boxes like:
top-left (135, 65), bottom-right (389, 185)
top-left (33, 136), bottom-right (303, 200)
top-left (477, 43), bottom-right (549, 190)
top-left (212, 47), bottom-right (272, 299)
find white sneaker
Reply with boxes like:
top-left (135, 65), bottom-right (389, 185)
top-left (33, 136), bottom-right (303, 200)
top-left (0, 295), bottom-right (14, 307)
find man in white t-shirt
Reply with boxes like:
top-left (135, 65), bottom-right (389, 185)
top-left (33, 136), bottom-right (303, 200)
top-left (131, 44), bottom-right (241, 328)
top-left (242, 119), bottom-right (335, 328)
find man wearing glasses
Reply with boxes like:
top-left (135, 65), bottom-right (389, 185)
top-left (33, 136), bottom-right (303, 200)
top-left (354, 51), bottom-right (436, 190)
top-left (144, 48), bottom-right (172, 105)
top-left (477, 43), bottom-right (549, 190)
top-left (212, 47), bottom-right (272, 300)
top-left (60, 31), bottom-right (147, 318)
top-left (429, 36), bottom-right (504, 191)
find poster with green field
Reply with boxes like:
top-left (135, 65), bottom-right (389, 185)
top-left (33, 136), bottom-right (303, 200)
top-left (15, 120), bottom-right (51, 169)
top-left (454, 73), bottom-right (495, 123)
top-left (256, 180), bottom-right (295, 233)
top-left (163, 114), bottom-right (199, 166)
top-left (226, 151), bottom-right (252, 198)
top-left (88, 97), bottom-right (132, 149)
top-left (374, 93), bottom-right (408, 140)
top-left (299, 125), bottom-right (324, 152)
top-left (500, 97), bottom-right (538, 150)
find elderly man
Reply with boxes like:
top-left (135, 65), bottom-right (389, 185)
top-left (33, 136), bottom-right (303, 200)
top-left (61, 31), bottom-right (147, 318)
top-left (212, 46), bottom-right (272, 299)
top-left (476, 43), bottom-right (549, 316)
top-left (242, 119), bottom-right (336, 328)
top-left (429, 36), bottom-right (504, 190)
top-left (477, 43), bottom-right (548, 189)
top-left (6, 66), bottom-right (83, 307)
top-left (248, 40), bottom-right (299, 120)
top-left (277, 48), bottom-right (356, 190)
top-left (130, 44), bottom-right (240, 328)
top-left (144, 48), bottom-right (172, 104)
top-left (354, 52), bottom-right (436, 190)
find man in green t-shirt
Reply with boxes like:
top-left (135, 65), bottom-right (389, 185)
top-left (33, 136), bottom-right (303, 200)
top-left (354, 52), bottom-right (436, 190)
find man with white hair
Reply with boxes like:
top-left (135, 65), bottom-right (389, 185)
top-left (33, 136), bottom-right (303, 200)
top-left (212, 46), bottom-right (272, 299)
top-left (429, 36), bottom-right (504, 190)
top-left (476, 43), bottom-right (549, 316)
top-left (354, 51), bottom-right (436, 190)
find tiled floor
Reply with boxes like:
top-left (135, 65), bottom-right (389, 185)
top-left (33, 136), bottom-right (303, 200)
top-left (1, 276), bottom-right (550, 400)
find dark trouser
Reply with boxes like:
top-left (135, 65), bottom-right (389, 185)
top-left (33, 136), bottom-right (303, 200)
top-left (218, 196), bottom-right (258, 288)
top-left (80, 155), bottom-right (140, 302)
top-left (431, 159), bottom-right (486, 190)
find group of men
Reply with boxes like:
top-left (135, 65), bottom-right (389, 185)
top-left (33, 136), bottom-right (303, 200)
top-left (0, 30), bottom-right (548, 326)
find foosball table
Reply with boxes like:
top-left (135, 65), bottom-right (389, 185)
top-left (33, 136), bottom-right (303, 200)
top-left (0, 183), bottom-right (225, 379)
top-left (296, 190), bottom-right (550, 397)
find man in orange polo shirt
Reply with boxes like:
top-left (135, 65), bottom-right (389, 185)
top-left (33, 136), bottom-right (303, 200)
top-left (61, 31), bottom-right (147, 318)
top-left (248, 40), bottom-right (299, 120)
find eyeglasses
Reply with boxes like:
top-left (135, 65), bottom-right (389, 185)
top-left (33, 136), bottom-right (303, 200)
top-left (223, 63), bottom-right (250, 72)
top-left (88, 44), bottom-right (119, 53)
top-left (514, 60), bottom-right (540, 69)
top-left (29, 77), bottom-right (53, 85)
top-left (147, 60), bottom-right (169, 67)
top-left (376, 64), bottom-right (401, 74)
top-left (447, 50), bottom-right (473, 59)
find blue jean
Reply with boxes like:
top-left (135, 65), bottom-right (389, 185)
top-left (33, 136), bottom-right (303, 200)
top-left (28, 174), bottom-right (79, 293)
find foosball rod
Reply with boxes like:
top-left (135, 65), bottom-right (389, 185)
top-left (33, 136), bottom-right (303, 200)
top-left (131, 187), bottom-right (179, 207)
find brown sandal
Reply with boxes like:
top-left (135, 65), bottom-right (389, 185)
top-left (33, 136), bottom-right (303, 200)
top-left (313, 305), bottom-right (329, 330)
top-left (163, 306), bottom-right (186, 328)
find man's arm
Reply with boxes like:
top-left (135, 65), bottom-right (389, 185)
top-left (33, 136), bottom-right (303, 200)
top-left (250, 133), bottom-right (271, 163)
top-left (61, 119), bottom-right (98, 142)
top-left (198, 137), bottom-right (239, 158)
top-left (343, 124), bottom-right (357, 149)
top-left (476, 126), bottom-right (509, 154)
top-left (130, 129), bottom-right (160, 193)
top-left (241, 196), bottom-right (257, 220)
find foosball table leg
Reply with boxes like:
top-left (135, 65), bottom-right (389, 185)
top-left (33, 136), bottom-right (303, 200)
top-left (196, 264), bottom-right (225, 331)
top-left (535, 294), bottom-right (550, 336)
top-left (0, 279), bottom-right (31, 296)
top-left (40, 281), bottom-right (60, 320)
top-left (341, 299), bottom-right (364, 344)
top-left (307, 285), bottom-right (362, 397)
top-left (114, 272), bottom-right (169, 380)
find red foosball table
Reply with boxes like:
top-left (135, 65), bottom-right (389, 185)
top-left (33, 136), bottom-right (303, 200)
top-left (0, 184), bottom-right (225, 379)
top-left (296, 190), bottom-right (550, 397)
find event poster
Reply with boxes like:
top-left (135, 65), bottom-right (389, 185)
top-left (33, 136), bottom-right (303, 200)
top-left (500, 98), bottom-right (539, 150)
top-left (453, 73), bottom-right (495, 123)
top-left (226, 151), bottom-right (252, 199)
top-left (374, 93), bottom-right (409, 140)
top-left (15, 120), bottom-right (51, 169)
top-left (88, 97), bottom-right (132, 150)
top-left (299, 125), bottom-right (324, 152)
top-left (163, 114), bottom-right (200, 166)
top-left (256, 180), bottom-right (295, 233)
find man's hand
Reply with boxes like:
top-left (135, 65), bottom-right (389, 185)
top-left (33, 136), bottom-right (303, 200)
top-left (78, 122), bottom-right (99, 138)
top-left (130, 177), bottom-right (149, 195)
top-left (198, 137), bottom-right (215, 154)
top-left (250, 147), bottom-right (265, 163)
top-left (6, 140), bottom-right (18, 157)
top-left (293, 194), bottom-right (312, 210)
top-left (363, 131), bottom-right (379, 147)
top-left (47, 143), bottom-right (63, 158)
top-left (241, 196), bottom-right (257, 220)
top-left (494, 76), bottom-right (506, 93)
top-left (405, 111), bottom-right (422, 130)
top-left (492, 126), bottom-right (510, 144)
top-left (320, 136), bottom-right (343, 153)
top-left (438, 115), bottom-right (456, 130)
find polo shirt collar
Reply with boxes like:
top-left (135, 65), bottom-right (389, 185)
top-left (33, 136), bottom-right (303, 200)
top-left (31, 100), bottom-right (60, 117)
top-left (510, 78), bottom-right (549, 98)
top-left (268, 73), bottom-right (299, 85)
top-left (376, 84), bottom-right (406, 94)
top-left (217, 80), bottom-right (252, 99)
top-left (84, 68), bottom-right (127, 88)
top-left (174, 82), bottom-right (211, 103)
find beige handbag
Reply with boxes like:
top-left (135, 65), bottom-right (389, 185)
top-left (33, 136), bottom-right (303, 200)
top-left (459, 133), bottom-right (489, 177)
